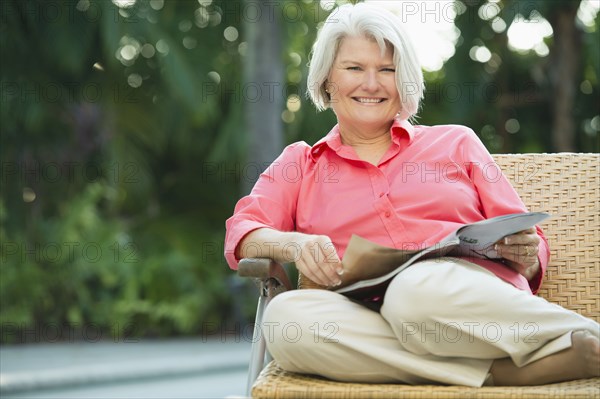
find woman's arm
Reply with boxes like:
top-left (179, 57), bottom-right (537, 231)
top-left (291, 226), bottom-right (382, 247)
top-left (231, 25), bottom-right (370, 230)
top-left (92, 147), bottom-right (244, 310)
top-left (224, 142), bottom-right (307, 270)
top-left (237, 227), bottom-right (343, 287)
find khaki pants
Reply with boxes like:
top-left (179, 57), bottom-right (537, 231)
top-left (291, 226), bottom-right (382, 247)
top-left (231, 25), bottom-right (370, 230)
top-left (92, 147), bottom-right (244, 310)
top-left (262, 258), bottom-right (600, 386)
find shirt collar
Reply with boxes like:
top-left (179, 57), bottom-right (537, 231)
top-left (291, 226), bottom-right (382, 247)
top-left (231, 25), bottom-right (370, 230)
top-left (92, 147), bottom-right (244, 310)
top-left (310, 117), bottom-right (415, 161)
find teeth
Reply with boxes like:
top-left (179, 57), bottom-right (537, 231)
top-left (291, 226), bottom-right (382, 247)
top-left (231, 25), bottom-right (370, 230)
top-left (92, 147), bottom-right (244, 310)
top-left (356, 97), bottom-right (383, 103)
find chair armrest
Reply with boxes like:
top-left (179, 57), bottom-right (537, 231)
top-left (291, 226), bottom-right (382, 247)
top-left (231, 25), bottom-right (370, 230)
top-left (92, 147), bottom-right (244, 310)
top-left (238, 258), bottom-right (294, 297)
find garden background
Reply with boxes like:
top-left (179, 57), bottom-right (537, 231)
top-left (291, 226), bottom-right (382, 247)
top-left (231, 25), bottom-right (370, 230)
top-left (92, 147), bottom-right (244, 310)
top-left (1, 0), bottom-right (598, 343)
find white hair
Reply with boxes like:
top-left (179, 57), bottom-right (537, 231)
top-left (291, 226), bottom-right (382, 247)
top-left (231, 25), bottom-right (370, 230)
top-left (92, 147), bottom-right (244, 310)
top-left (306, 2), bottom-right (424, 121)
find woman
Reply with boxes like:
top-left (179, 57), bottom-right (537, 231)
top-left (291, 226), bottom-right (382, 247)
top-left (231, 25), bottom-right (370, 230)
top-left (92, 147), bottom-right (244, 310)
top-left (224, 3), bottom-right (599, 386)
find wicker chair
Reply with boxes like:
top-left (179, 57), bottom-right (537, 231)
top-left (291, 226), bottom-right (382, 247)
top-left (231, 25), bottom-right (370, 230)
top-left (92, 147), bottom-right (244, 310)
top-left (238, 153), bottom-right (600, 398)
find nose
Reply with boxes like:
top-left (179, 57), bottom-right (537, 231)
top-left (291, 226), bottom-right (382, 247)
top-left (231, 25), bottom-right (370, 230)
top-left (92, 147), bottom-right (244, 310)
top-left (361, 70), bottom-right (379, 92)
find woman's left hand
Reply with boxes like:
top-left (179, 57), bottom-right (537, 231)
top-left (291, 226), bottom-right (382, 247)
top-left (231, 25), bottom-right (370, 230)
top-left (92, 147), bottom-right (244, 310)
top-left (494, 227), bottom-right (541, 280)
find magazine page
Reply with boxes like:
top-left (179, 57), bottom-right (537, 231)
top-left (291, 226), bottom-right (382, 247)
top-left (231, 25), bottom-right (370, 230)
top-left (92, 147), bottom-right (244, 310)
top-left (335, 235), bottom-right (458, 294)
top-left (335, 212), bottom-right (550, 295)
top-left (334, 235), bottom-right (420, 290)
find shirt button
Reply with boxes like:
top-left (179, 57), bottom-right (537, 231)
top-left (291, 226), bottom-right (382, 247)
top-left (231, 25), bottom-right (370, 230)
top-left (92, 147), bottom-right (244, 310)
top-left (385, 211), bottom-right (391, 218)
top-left (379, 192), bottom-right (384, 197)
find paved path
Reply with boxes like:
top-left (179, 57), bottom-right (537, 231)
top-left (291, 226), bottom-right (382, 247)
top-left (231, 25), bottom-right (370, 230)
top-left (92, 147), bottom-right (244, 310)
top-left (0, 338), bottom-right (252, 398)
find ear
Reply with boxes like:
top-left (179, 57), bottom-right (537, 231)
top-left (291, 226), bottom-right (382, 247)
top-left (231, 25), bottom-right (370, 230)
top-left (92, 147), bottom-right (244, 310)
top-left (323, 81), bottom-right (332, 101)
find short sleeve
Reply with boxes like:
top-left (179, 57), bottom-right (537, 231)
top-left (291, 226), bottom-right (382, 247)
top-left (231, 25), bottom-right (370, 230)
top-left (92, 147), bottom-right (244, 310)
top-left (224, 142), bottom-right (310, 269)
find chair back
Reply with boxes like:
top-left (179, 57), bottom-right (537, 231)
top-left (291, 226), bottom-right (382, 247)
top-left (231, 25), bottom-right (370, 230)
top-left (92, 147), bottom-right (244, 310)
top-left (495, 153), bottom-right (599, 322)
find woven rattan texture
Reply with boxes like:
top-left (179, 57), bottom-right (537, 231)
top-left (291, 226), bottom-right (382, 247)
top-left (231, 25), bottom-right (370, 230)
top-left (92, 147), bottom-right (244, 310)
top-left (260, 153), bottom-right (600, 398)
top-left (494, 154), bottom-right (599, 322)
top-left (253, 361), bottom-right (600, 399)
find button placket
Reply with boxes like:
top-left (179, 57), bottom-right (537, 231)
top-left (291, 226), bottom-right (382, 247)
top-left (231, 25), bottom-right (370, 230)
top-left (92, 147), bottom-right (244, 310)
top-left (368, 166), bottom-right (389, 201)
top-left (369, 164), bottom-right (404, 238)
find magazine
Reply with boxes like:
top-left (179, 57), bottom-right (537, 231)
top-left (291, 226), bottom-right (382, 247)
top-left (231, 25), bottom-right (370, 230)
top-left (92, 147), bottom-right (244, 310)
top-left (334, 212), bottom-right (550, 298)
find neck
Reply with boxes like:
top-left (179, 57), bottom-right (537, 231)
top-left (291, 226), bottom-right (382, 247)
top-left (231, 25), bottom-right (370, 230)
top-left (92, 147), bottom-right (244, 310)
top-left (337, 122), bottom-right (393, 166)
top-left (338, 122), bottom-right (392, 149)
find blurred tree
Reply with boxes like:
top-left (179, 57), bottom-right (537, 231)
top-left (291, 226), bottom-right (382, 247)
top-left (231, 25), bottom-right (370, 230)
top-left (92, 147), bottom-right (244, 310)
top-left (422, 0), bottom-right (598, 153)
top-left (1, 0), bottom-right (254, 340)
top-left (544, 0), bottom-right (583, 151)
top-left (243, 0), bottom-right (284, 195)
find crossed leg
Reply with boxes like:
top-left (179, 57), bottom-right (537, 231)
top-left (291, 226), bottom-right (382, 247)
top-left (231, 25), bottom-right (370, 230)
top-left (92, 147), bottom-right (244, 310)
top-left (263, 257), bottom-right (600, 386)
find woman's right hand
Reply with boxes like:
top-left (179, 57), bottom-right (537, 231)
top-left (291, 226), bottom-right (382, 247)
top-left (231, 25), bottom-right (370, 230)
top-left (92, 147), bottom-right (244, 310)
top-left (285, 233), bottom-right (344, 287)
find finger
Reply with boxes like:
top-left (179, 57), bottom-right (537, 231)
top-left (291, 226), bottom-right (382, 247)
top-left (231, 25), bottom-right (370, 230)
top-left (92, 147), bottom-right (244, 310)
top-left (318, 238), bottom-right (343, 273)
top-left (494, 227), bottom-right (537, 245)
top-left (503, 252), bottom-right (538, 267)
top-left (315, 244), bottom-right (343, 285)
top-left (497, 243), bottom-right (537, 258)
top-left (502, 233), bottom-right (540, 245)
top-left (495, 244), bottom-right (538, 264)
top-left (300, 245), bottom-right (340, 287)
top-left (296, 256), bottom-right (329, 287)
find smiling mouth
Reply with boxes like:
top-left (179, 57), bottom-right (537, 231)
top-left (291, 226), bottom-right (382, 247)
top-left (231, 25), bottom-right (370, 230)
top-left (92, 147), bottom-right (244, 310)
top-left (353, 97), bottom-right (385, 104)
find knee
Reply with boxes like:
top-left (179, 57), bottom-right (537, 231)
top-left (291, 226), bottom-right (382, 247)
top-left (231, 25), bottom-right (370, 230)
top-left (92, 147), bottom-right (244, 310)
top-left (263, 290), bottom-right (315, 327)
top-left (381, 262), bottom-right (456, 323)
top-left (380, 275), bottom-right (424, 324)
top-left (262, 291), bottom-right (295, 342)
top-left (261, 290), bottom-right (320, 356)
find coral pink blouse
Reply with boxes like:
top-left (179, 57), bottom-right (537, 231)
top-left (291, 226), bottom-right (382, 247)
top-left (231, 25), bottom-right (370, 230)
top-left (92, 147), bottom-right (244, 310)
top-left (225, 118), bottom-right (549, 294)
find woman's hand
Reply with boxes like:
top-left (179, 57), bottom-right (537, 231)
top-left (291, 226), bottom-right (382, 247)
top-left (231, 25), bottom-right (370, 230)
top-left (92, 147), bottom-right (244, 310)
top-left (494, 227), bottom-right (541, 280)
top-left (286, 233), bottom-right (344, 288)
top-left (237, 228), bottom-right (343, 287)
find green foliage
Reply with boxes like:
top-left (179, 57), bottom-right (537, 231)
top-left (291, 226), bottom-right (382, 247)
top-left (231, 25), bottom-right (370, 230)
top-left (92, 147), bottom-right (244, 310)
top-left (1, 182), bottom-right (131, 334)
top-left (419, 0), bottom-right (599, 153)
top-left (1, 0), bottom-right (248, 342)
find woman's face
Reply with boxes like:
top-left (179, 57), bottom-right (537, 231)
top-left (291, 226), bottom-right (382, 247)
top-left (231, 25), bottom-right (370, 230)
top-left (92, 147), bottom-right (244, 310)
top-left (327, 36), bottom-right (401, 134)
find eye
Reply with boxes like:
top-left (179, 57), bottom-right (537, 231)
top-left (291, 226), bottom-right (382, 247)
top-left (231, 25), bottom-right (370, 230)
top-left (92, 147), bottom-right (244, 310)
top-left (346, 66), bottom-right (361, 71)
top-left (381, 68), bottom-right (396, 72)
